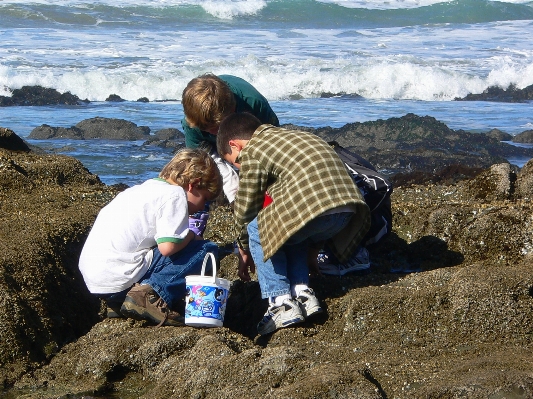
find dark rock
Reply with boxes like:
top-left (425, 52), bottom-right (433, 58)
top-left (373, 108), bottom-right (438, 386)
top-left (142, 128), bottom-right (186, 150)
top-left (455, 83), bottom-right (533, 103)
top-left (75, 117), bottom-right (150, 140)
top-left (305, 113), bottom-right (533, 175)
top-left (29, 124), bottom-right (84, 140)
top-left (0, 127), bottom-right (31, 152)
top-left (513, 129), bottom-right (533, 143)
top-left (105, 94), bottom-right (125, 102)
top-left (486, 128), bottom-right (513, 141)
top-left (320, 91), bottom-right (362, 99)
top-left (29, 117), bottom-right (151, 140)
top-left (0, 86), bottom-right (86, 106)
top-left (153, 128), bottom-right (183, 141)
top-left (136, 97), bottom-right (150, 102)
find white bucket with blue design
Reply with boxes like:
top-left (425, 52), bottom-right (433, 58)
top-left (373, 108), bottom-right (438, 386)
top-left (185, 252), bottom-right (230, 328)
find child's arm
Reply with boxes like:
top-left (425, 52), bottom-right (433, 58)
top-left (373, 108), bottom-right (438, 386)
top-left (236, 247), bottom-right (256, 281)
top-left (157, 230), bottom-right (198, 257)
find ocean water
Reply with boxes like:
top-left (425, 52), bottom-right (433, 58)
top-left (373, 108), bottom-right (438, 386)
top-left (1, 0), bottom-right (532, 185)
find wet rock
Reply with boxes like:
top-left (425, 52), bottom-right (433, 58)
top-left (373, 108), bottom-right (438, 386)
top-left (27, 113), bottom-right (533, 175)
top-left (486, 128), bottom-right (512, 141)
top-left (75, 117), bottom-right (150, 139)
top-left (153, 128), bottom-right (183, 141)
top-left (142, 128), bottom-right (185, 150)
top-left (2, 128), bottom-right (533, 399)
top-left (0, 127), bottom-right (30, 152)
top-left (513, 129), bottom-right (533, 143)
top-left (320, 91), bottom-right (362, 99)
top-left (0, 86), bottom-right (86, 106)
top-left (454, 83), bottom-right (533, 103)
top-left (304, 113), bottom-right (533, 175)
top-left (105, 94), bottom-right (125, 102)
top-left (29, 124), bottom-right (84, 140)
top-left (29, 117), bottom-right (151, 140)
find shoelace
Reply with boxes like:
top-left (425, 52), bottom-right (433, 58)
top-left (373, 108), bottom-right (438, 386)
top-left (149, 294), bottom-right (170, 328)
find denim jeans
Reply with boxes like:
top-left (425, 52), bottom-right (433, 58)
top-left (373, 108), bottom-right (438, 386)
top-left (140, 240), bottom-right (218, 308)
top-left (97, 240), bottom-right (217, 309)
top-left (248, 212), bottom-right (353, 299)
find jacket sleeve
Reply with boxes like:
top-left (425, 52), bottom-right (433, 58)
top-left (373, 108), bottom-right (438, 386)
top-left (181, 118), bottom-right (217, 149)
top-left (233, 157), bottom-right (269, 250)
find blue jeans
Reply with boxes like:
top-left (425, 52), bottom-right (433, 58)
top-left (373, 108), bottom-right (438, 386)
top-left (97, 240), bottom-right (218, 309)
top-left (248, 212), bottom-right (353, 299)
top-left (140, 240), bottom-right (218, 308)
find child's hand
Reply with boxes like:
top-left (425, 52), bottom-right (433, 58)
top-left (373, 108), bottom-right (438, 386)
top-left (237, 248), bottom-right (255, 281)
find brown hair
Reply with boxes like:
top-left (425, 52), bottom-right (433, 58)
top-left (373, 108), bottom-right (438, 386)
top-left (216, 112), bottom-right (262, 156)
top-left (182, 74), bottom-right (236, 131)
top-left (159, 148), bottom-right (222, 199)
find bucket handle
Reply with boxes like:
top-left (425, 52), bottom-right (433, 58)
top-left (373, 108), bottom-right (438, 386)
top-left (200, 252), bottom-right (217, 283)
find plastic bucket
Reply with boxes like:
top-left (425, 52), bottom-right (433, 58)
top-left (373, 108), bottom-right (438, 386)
top-left (185, 252), bottom-right (230, 328)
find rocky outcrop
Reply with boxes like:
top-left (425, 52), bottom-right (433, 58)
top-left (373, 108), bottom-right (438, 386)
top-left (29, 117), bottom-right (151, 140)
top-left (454, 83), bottom-right (533, 102)
top-left (292, 113), bottom-right (533, 175)
top-left (0, 86), bottom-right (86, 106)
top-left (1, 128), bottom-right (533, 399)
top-left (513, 129), bottom-right (533, 143)
top-left (486, 128), bottom-right (513, 141)
top-left (30, 114), bottom-right (533, 176)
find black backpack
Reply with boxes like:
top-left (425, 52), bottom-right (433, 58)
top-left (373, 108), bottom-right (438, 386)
top-left (329, 141), bottom-right (393, 245)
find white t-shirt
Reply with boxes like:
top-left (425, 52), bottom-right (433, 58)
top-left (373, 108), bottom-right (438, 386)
top-left (79, 179), bottom-right (190, 294)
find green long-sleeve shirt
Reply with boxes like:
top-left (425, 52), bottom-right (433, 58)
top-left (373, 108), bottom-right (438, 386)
top-left (181, 75), bottom-right (279, 149)
top-left (234, 125), bottom-right (371, 263)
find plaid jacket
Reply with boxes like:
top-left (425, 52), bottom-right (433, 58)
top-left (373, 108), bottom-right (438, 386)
top-left (234, 125), bottom-right (371, 263)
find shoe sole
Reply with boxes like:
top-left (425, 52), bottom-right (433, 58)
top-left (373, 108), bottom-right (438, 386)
top-left (106, 307), bottom-right (125, 318)
top-left (301, 304), bottom-right (323, 318)
top-left (121, 297), bottom-right (185, 327)
top-left (258, 315), bottom-right (305, 336)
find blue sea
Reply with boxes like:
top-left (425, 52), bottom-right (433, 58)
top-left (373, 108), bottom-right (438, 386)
top-left (1, 0), bottom-right (532, 185)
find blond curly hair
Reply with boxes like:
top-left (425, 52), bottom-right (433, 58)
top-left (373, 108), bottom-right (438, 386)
top-left (159, 148), bottom-right (222, 199)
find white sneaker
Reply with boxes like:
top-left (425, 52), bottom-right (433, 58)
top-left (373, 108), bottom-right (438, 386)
top-left (318, 247), bottom-right (370, 276)
top-left (296, 288), bottom-right (323, 318)
top-left (257, 298), bottom-right (305, 335)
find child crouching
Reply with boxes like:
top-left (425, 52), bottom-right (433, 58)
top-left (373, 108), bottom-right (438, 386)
top-left (78, 148), bottom-right (222, 326)
top-left (217, 112), bottom-right (370, 335)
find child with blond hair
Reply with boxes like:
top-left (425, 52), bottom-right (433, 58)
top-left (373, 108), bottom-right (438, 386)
top-left (79, 148), bottom-right (222, 326)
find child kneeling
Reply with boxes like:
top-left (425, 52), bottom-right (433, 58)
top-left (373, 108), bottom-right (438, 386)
top-left (79, 148), bottom-right (222, 326)
top-left (217, 113), bottom-right (370, 335)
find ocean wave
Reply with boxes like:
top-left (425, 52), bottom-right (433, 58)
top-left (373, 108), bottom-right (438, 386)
top-left (1, 58), bottom-right (531, 102)
top-left (1, 0), bottom-right (533, 28)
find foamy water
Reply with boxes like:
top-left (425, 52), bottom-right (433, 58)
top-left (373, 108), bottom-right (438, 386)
top-left (1, 0), bottom-right (532, 184)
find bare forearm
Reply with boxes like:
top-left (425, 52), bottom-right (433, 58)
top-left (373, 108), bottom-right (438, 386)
top-left (157, 230), bottom-right (197, 257)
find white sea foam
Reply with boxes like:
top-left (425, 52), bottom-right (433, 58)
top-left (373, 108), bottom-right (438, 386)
top-left (318, 0), bottom-right (455, 10)
top-left (318, 0), bottom-right (533, 10)
top-left (198, 0), bottom-right (267, 19)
